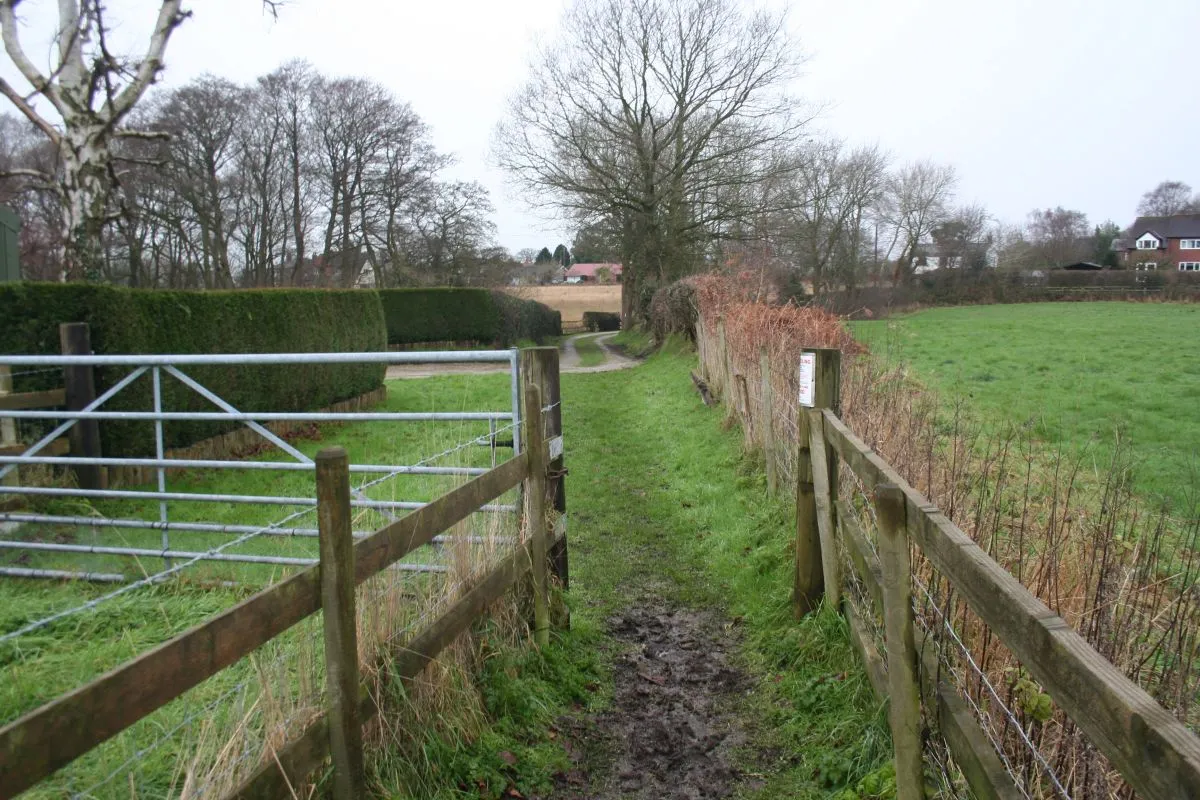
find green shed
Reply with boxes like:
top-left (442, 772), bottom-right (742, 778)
top-left (0, 206), bottom-right (19, 282)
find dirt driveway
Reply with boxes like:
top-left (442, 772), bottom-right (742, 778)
top-left (384, 333), bottom-right (636, 379)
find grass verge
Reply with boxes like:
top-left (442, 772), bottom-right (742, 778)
top-left (571, 334), bottom-right (607, 368)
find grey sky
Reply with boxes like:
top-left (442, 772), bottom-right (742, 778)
top-left (3, 0), bottom-right (1197, 253)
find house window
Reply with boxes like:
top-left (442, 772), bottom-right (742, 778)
top-left (1136, 262), bottom-right (1158, 271)
top-left (1180, 239), bottom-right (1200, 250)
top-left (1137, 236), bottom-right (1160, 250)
top-left (1179, 262), bottom-right (1200, 271)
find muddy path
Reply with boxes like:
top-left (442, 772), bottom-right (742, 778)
top-left (546, 604), bottom-right (753, 800)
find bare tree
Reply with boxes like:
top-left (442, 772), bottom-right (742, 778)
top-left (0, 0), bottom-right (279, 280)
top-left (775, 140), bottom-right (888, 293)
top-left (929, 204), bottom-right (992, 271)
top-left (1136, 180), bottom-right (1199, 217)
top-left (1026, 206), bottom-right (1090, 267)
top-left (876, 159), bottom-right (957, 283)
top-left (495, 0), bottom-right (807, 321)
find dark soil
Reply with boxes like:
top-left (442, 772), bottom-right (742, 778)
top-left (547, 602), bottom-right (751, 799)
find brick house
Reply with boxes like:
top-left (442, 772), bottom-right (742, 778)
top-left (1115, 214), bottom-right (1200, 272)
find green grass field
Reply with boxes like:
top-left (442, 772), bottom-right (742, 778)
top-left (852, 302), bottom-right (1200, 510)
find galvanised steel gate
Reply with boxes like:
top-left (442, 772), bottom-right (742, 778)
top-left (0, 349), bottom-right (523, 583)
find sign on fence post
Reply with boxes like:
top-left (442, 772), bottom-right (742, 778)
top-left (794, 348), bottom-right (841, 616)
top-left (316, 446), bottom-right (366, 800)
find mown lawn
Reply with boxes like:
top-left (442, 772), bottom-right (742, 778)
top-left (853, 302), bottom-right (1200, 511)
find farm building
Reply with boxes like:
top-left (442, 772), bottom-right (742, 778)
top-left (564, 262), bottom-right (623, 284)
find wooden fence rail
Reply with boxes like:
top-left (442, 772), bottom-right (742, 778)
top-left (0, 346), bottom-right (568, 800)
top-left (697, 317), bottom-right (1200, 800)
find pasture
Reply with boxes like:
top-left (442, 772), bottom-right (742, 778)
top-left (852, 302), bottom-right (1200, 510)
top-left (502, 284), bottom-right (621, 327)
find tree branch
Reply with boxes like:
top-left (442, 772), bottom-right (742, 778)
top-left (0, 77), bottom-right (61, 143)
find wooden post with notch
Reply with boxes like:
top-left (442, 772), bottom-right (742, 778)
top-left (522, 383), bottom-right (550, 648)
top-left (59, 323), bottom-right (104, 490)
top-left (316, 447), bottom-right (365, 800)
top-left (759, 348), bottom-right (776, 494)
top-left (876, 483), bottom-right (924, 800)
top-left (794, 347), bottom-right (841, 615)
top-left (527, 346), bottom-right (568, 592)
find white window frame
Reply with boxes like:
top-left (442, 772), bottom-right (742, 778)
top-left (1136, 235), bottom-right (1161, 250)
top-left (1179, 262), bottom-right (1200, 271)
top-left (1180, 239), bottom-right (1200, 250)
top-left (1136, 262), bottom-right (1158, 271)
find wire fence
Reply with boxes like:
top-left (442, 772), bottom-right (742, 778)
top-left (697, 314), bottom-right (1200, 799)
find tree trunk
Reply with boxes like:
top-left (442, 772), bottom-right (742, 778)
top-left (58, 125), bottom-right (112, 282)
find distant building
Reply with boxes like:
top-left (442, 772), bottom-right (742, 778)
top-left (564, 262), bottom-right (623, 284)
top-left (1115, 214), bottom-right (1200, 272)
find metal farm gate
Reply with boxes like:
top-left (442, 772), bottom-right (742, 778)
top-left (0, 348), bottom-right (524, 586)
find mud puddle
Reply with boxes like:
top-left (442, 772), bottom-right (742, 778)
top-left (546, 603), bottom-right (752, 799)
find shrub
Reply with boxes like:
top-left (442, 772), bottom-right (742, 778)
top-left (649, 280), bottom-right (698, 341)
top-left (582, 311), bottom-right (620, 332)
top-left (490, 291), bottom-right (562, 345)
top-left (378, 288), bottom-right (499, 345)
top-left (0, 283), bottom-right (386, 457)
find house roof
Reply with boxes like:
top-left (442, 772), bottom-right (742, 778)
top-left (564, 262), bottom-right (622, 278)
top-left (1126, 213), bottom-right (1200, 242)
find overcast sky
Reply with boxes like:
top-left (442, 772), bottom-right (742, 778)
top-left (2, 0), bottom-right (1197, 253)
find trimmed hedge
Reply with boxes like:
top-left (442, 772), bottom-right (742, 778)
top-left (378, 288), bottom-right (561, 346)
top-left (0, 284), bottom-right (386, 457)
top-left (582, 311), bottom-right (621, 332)
top-left (378, 288), bottom-right (499, 345)
top-left (490, 291), bottom-right (561, 346)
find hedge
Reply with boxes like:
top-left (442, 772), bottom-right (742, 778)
top-left (0, 284), bottom-right (386, 457)
top-left (490, 291), bottom-right (562, 346)
top-left (582, 311), bottom-right (621, 332)
top-left (377, 288), bottom-right (499, 345)
top-left (378, 288), bottom-right (561, 346)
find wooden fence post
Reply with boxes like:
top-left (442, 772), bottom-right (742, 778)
top-left (0, 365), bottom-right (16, 493)
top-left (316, 447), bottom-right (365, 800)
top-left (528, 346), bottom-right (568, 592)
top-left (59, 323), bottom-right (103, 490)
top-left (760, 349), bottom-right (776, 494)
top-left (717, 319), bottom-right (729, 400)
top-left (876, 483), bottom-right (924, 800)
top-left (794, 348), bottom-right (841, 615)
top-left (522, 383), bottom-right (550, 648)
